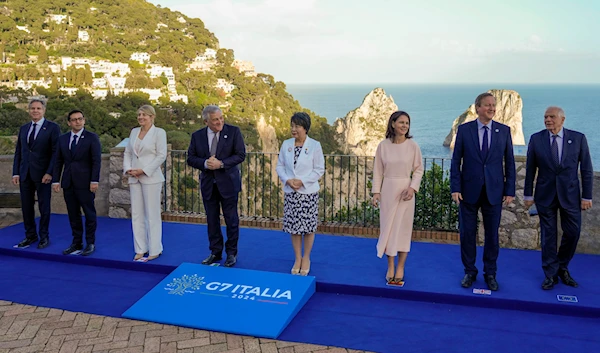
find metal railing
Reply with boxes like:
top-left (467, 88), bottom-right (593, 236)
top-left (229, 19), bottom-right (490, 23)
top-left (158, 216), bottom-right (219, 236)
top-left (166, 151), bottom-right (458, 231)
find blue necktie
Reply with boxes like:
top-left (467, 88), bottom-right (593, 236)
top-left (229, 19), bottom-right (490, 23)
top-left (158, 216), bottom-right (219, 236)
top-left (70, 135), bottom-right (78, 156)
top-left (551, 135), bottom-right (559, 166)
top-left (481, 126), bottom-right (489, 160)
top-left (28, 123), bottom-right (37, 147)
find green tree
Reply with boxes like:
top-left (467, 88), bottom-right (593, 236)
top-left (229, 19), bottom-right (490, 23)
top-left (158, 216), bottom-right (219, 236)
top-left (38, 46), bottom-right (48, 64)
top-left (15, 48), bottom-right (28, 64)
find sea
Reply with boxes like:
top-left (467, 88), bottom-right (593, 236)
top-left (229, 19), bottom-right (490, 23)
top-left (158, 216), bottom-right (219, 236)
top-left (286, 84), bottom-right (600, 170)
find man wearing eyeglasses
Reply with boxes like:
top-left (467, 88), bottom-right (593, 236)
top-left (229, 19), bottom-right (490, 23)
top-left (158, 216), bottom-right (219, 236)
top-left (52, 110), bottom-right (102, 256)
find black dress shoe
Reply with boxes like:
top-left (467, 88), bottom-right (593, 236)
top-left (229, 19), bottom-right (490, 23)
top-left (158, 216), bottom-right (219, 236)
top-left (37, 238), bottom-right (50, 249)
top-left (558, 269), bottom-right (578, 288)
top-left (63, 243), bottom-right (83, 255)
top-left (16, 238), bottom-right (37, 248)
top-left (485, 275), bottom-right (499, 291)
top-left (81, 244), bottom-right (95, 256)
top-left (201, 254), bottom-right (222, 265)
top-left (461, 274), bottom-right (476, 288)
top-left (224, 255), bottom-right (237, 267)
top-left (542, 276), bottom-right (558, 290)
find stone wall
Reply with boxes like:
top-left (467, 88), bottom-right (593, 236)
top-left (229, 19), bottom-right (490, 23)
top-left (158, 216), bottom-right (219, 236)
top-left (1, 153), bottom-right (599, 254)
top-left (0, 154), bottom-right (110, 221)
top-left (108, 144), bottom-right (171, 218)
top-left (492, 156), bottom-right (600, 254)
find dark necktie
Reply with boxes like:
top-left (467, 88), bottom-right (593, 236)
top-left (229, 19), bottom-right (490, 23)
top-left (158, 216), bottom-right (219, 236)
top-left (551, 134), bottom-right (559, 166)
top-left (210, 132), bottom-right (218, 156)
top-left (70, 135), bottom-right (78, 156)
top-left (481, 126), bottom-right (489, 160)
top-left (28, 123), bottom-right (37, 147)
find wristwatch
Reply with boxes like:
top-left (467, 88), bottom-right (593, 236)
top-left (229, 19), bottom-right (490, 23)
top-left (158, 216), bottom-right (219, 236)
top-left (220, 162), bottom-right (224, 169)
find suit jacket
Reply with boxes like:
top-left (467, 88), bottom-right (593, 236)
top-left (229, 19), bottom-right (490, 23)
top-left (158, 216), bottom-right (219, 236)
top-left (451, 120), bottom-right (516, 205)
top-left (13, 119), bottom-right (60, 182)
top-left (53, 130), bottom-right (102, 189)
top-left (524, 128), bottom-right (593, 211)
top-left (276, 137), bottom-right (325, 194)
top-left (187, 124), bottom-right (246, 200)
top-left (123, 125), bottom-right (167, 184)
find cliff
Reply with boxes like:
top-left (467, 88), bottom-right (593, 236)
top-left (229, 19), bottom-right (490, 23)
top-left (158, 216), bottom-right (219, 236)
top-left (334, 88), bottom-right (398, 156)
top-left (443, 89), bottom-right (525, 148)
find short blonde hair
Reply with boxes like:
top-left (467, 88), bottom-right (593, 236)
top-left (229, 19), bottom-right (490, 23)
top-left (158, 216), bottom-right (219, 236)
top-left (138, 104), bottom-right (156, 118)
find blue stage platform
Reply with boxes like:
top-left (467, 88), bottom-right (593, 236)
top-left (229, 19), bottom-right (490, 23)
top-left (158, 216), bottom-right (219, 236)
top-left (123, 263), bottom-right (316, 338)
top-left (1, 214), bottom-right (600, 352)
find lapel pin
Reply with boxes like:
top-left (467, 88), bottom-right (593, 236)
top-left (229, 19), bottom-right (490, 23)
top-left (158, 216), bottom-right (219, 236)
top-left (568, 140), bottom-right (572, 144)
top-left (288, 147), bottom-right (292, 152)
top-left (495, 129), bottom-right (499, 133)
top-left (305, 148), bottom-right (309, 154)
top-left (224, 135), bottom-right (228, 139)
top-left (43, 127), bottom-right (46, 130)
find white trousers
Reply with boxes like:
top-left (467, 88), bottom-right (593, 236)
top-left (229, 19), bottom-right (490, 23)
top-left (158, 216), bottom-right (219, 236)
top-left (130, 182), bottom-right (163, 256)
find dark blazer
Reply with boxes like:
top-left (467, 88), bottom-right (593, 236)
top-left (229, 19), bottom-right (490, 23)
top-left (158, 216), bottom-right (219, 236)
top-left (451, 120), bottom-right (516, 205)
top-left (13, 119), bottom-right (60, 182)
top-left (187, 124), bottom-right (246, 199)
top-left (53, 130), bottom-right (102, 189)
top-left (524, 129), bottom-right (593, 211)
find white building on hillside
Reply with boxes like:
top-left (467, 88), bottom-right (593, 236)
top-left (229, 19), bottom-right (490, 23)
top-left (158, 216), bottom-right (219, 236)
top-left (215, 79), bottom-right (235, 94)
top-left (130, 52), bottom-right (150, 64)
top-left (47, 14), bottom-right (68, 24)
top-left (92, 90), bottom-right (109, 99)
top-left (78, 30), bottom-right (89, 42)
top-left (170, 94), bottom-right (189, 104)
top-left (140, 89), bottom-right (163, 101)
top-left (107, 77), bottom-right (126, 90)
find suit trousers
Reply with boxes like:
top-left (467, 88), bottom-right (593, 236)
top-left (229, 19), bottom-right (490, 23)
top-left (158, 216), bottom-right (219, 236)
top-left (203, 183), bottom-right (240, 257)
top-left (63, 187), bottom-right (97, 245)
top-left (536, 196), bottom-right (581, 278)
top-left (19, 173), bottom-right (52, 240)
top-left (130, 182), bottom-right (163, 256)
top-left (459, 186), bottom-right (502, 276)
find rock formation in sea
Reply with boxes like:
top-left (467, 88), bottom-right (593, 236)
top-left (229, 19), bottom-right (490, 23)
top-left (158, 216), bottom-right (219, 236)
top-left (334, 88), bottom-right (398, 156)
top-left (443, 89), bottom-right (525, 149)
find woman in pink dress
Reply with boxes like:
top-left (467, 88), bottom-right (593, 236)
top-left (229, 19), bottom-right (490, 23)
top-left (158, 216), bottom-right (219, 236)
top-left (372, 111), bottom-right (424, 283)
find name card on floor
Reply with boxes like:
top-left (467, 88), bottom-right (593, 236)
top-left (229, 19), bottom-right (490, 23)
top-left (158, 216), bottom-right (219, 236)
top-left (557, 295), bottom-right (578, 303)
top-left (122, 262), bottom-right (315, 338)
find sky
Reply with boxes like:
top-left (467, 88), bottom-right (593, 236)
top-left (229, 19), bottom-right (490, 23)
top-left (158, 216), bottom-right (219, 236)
top-left (148, 0), bottom-right (600, 84)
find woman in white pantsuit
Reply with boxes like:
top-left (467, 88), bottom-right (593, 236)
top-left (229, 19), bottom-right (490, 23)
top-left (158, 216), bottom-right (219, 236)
top-left (123, 105), bottom-right (167, 261)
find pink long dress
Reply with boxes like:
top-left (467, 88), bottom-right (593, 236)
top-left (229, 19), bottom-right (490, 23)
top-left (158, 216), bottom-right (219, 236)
top-left (372, 138), bottom-right (424, 257)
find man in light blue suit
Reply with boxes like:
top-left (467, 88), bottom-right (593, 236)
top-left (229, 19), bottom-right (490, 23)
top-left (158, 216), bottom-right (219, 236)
top-left (451, 92), bottom-right (516, 291)
top-left (524, 106), bottom-right (593, 290)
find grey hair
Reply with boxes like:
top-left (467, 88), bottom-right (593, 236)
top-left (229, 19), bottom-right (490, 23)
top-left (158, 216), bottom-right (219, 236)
top-left (546, 106), bottom-right (565, 118)
top-left (474, 92), bottom-right (494, 107)
top-left (202, 105), bottom-right (222, 121)
top-left (28, 98), bottom-right (47, 109)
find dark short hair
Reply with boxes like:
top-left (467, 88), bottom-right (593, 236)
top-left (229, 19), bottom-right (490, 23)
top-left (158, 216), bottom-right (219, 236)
top-left (67, 109), bottom-right (85, 121)
top-left (475, 92), bottom-right (494, 107)
top-left (291, 112), bottom-right (311, 133)
top-left (385, 111), bottom-right (413, 140)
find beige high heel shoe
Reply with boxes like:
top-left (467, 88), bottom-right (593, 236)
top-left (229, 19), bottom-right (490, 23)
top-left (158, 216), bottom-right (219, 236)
top-left (133, 253), bottom-right (144, 261)
top-left (146, 253), bottom-right (162, 261)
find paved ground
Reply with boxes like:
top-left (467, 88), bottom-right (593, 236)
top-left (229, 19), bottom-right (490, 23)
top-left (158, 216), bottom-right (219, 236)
top-left (0, 220), bottom-right (371, 353)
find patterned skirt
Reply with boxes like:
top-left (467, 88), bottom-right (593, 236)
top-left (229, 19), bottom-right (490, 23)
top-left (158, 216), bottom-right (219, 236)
top-left (282, 192), bottom-right (319, 235)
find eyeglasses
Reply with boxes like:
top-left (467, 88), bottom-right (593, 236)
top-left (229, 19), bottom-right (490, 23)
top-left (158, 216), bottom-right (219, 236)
top-left (70, 117), bottom-right (85, 122)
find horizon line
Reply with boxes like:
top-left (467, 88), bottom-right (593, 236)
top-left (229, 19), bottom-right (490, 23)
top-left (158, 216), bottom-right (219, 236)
top-left (283, 82), bottom-right (600, 85)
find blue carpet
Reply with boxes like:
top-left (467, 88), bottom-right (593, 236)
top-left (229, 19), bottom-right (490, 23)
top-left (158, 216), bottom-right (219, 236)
top-left (1, 256), bottom-right (598, 353)
top-left (1, 214), bottom-right (599, 317)
top-left (1, 215), bottom-right (600, 352)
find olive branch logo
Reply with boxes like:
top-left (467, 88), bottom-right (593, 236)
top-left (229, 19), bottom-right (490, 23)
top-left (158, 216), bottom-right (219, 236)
top-left (165, 274), bottom-right (205, 296)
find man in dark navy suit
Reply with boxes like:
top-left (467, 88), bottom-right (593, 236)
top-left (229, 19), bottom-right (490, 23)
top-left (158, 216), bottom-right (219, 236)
top-left (12, 99), bottom-right (60, 249)
top-left (524, 106), bottom-right (593, 290)
top-left (187, 105), bottom-right (246, 267)
top-left (52, 110), bottom-right (102, 256)
top-left (451, 92), bottom-right (516, 291)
